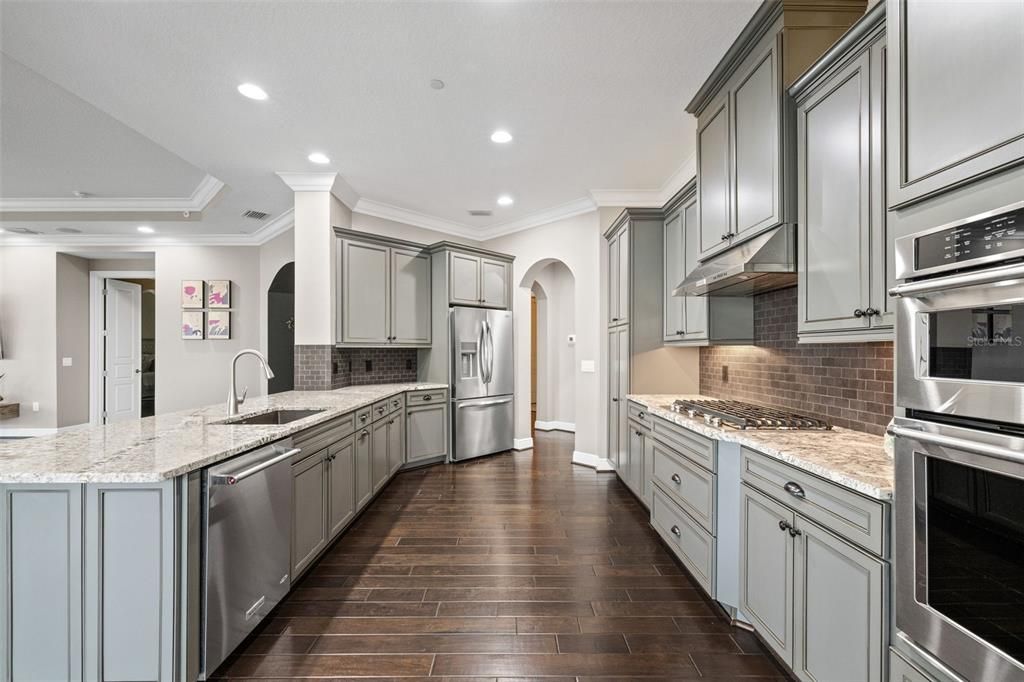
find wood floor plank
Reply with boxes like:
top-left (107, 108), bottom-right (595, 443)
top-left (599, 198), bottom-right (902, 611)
top-left (431, 652), bottom-right (700, 677)
top-left (309, 634), bottom-right (557, 654)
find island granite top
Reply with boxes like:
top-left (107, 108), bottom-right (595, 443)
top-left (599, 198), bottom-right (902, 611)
top-left (627, 394), bottom-right (893, 500)
top-left (0, 383), bottom-right (447, 484)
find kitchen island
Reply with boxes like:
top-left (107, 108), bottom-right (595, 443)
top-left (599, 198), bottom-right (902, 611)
top-left (0, 382), bottom-right (448, 682)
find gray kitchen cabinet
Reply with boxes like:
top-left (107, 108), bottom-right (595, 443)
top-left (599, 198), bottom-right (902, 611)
top-left (662, 206), bottom-right (686, 341)
top-left (887, 0), bottom-right (1024, 208)
top-left (371, 417), bottom-right (390, 494)
top-left (354, 425), bottom-right (373, 509)
top-left (406, 401), bottom-right (448, 463)
top-left (0, 484), bottom-right (84, 682)
top-left (740, 483), bottom-right (795, 665)
top-left (327, 435), bottom-right (356, 540)
top-left (83, 480), bottom-right (177, 682)
top-left (607, 226), bottom-right (630, 326)
top-left (642, 436), bottom-right (655, 509)
top-left (447, 251), bottom-right (512, 309)
top-left (793, 516), bottom-right (886, 682)
top-left (794, 6), bottom-right (891, 342)
top-left (687, 0), bottom-right (865, 255)
top-left (681, 198), bottom-right (711, 341)
top-left (388, 410), bottom-right (406, 475)
top-left (889, 649), bottom-right (938, 682)
top-left (291, 449), bottom-right (329, 579)
top-left (626, 420), bottom-right (645, 500)
top-left (607, 325), bottom-right (630, 472)
top-left (336, 231), bottom-right (431, 346)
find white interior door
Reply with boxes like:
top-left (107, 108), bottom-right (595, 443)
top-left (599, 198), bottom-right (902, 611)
top-left (104, 279), bottom-right (142, 423)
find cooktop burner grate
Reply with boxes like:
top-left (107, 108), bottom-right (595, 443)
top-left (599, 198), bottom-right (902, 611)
top-left (671, 399), bottom-right (832, 430)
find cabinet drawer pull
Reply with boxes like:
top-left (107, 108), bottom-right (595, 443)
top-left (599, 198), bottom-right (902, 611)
top-left (638, 411), bottom-right (646, 419)
top-left (359, 414), bottom-right (368, 422)
top-left (670, 525), bottom-right (681, 537)
top-left (783, 481), bottom-right (806, 499)
top-left (422, 395), bottom-right (433, 401)
top-left (360, 429), bottom-right (369, 439)
top-left (670, 473), bottom-right (682, 484)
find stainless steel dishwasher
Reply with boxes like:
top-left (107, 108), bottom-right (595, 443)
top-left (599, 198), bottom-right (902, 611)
top-left (200, 438), bottom-right (298, 678)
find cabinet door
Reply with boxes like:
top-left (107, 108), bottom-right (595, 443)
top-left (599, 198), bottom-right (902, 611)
top-left (797, 52), bottom-right (872, 336)
top-left (616, 228), bottom-right (630, 326)
top-left (740, 484), bottom-right (795, 666)
top-left (887, 0), bottom-right (1024, 207)
top-left (608, 231), bottom-right (621, 325)
top-left (663, 209), bottom-right (686, 341)
top-left (340, 239), bottom-right (391, 344)
top-left (698, 94), bottom-right (732, 257)
top-left (407, 404), bottom-right (448, 462)
top-left (867, 38), bottom-right (894, 331)
top-left (449, 253), bottom-right (481, 306)
top-left (371, 418), bottom-right (390, 494)
top-left (681, 197), bottom-right (709, 341)
top-left (732, 36), bottom-right (781, 238)
top-left (627, 426), bottom-right (644, 498)
top-left (354, 427), bottom-right (372, 509)
top-left (391, 248), bottom-right (431, 344)
top-left (480, 258), bottom-right (509, 309)
top-left (607, 328), bottom-right (620, 470)
top-left (388, 412), bottom-right (405, 475)
top-left (616, 326), bottom-right (629, 474)
top-left (642, 435), bottom-right (655, 508)
top-left (292, 451), bottom-right (328, 578)
top-left (793, 517), bottom-right (885, 682)
top-left (327, 436), bottom-right (355, 539)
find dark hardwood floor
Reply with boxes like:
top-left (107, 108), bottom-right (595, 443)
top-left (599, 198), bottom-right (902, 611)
top-left (214, 431), bottom-right (790, 680)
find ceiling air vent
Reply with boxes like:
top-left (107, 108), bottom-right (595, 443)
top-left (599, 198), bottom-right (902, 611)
top-left (241, 209), bottom-right (270, 221)
top-left (467, 209), bottom-right (493, 217)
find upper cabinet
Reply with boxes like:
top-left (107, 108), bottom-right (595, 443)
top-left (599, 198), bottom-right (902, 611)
top-left (336, 231), bottom-right (431, 346)
top-left (792, 5), bottom-right (892, 342)
top-left (607, 225), bottom-right (630, 326)
top-left (886, 0), bottom-right (1024, 208)
top-left (446, 250), bottom-right (511, 309)
top-left (687, 0), bottom-right (867, 259)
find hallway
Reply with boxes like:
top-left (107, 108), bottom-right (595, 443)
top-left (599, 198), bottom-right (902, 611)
top-left (215, 431), bottom-right (788, 680)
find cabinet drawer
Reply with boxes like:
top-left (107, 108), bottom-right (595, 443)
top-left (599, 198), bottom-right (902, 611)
top-left (371, 399), bottom-right (390, 422)
top-left (387, 393), bottom-right (406, 413)
top-left (651, 485), bottom-right (716, 596)
top-left (651, 417), bottom-right (716, 472)
top-left (292, 413), bottom-right (355, 458)
top-left (740, 447), bottom-right (887, 557)
top-left (627, 402), bottom-right (651, 431)
top-left (355, 406), bottom-right (372, 429)
top-left (889, 649), bottom-right (938, 682)
top-left (651, 441), bottom-right (716, 534)
top-left (407, 389), bottom-right (446, 405)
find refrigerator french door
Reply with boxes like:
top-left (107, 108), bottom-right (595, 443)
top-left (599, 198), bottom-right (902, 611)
top-left (450, 306), bottom-right (514, 461)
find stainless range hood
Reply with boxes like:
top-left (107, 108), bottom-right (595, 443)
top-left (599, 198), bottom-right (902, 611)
top-left (674, 224), bottom-right (797, 297)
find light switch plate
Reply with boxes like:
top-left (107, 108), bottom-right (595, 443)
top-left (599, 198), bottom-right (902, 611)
top-left (62, 357), bottom-right (73, 367)
top-left (580, 360), bottom-right (596, 373)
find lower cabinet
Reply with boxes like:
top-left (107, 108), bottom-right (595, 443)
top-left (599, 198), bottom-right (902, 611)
top-left (355, 426), bottom-right (373, 509)
top-left (651, 484), bottom-right (716, 595)
top-left (291, 449), bottom-right (329, 579)
top-left (740, 483), bottom-right (886, 682)
top-left (371, 418), bottom-right (390, 494)
top-left (327, 435), bottom-right (356, 539)
top-left (625, 420), bottom-right (645, 500)
top-left (406, 401), bottom-right (448, 463)
top-left (388, 410), bottom-right (406, 475)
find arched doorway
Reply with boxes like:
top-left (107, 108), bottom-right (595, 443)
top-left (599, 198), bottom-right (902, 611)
top-left (267, 262), bottom-right (295, 394)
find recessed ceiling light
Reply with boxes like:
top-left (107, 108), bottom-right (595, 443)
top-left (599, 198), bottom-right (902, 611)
top-left (237, 83), bottom-right (268, 100)
top-left (430, 79), bottom-right (445, 90)
top-left (490, 130), bottom-right (513, 144)
top-left (308, 152), bottom-right (330, 164)
top-left (137, 225), bottom-right (154, 234)
top-left (497, 195), bottom-right (514, 207)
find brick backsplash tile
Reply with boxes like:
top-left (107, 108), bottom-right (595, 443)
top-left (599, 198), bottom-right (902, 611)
top-left (294, 345), bottom-right (419, 390)
top-left (699, 287), bottom-right (893, 436)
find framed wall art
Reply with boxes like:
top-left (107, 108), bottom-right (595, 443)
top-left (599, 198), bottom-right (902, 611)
top-left (207, 280), bottom-right (231, 308)
top-left (207, 312), bottom-right (231, 340)
top-left (181, 280), bottom-right (204, 308)
top-left (182, 311), bottom-right (205, 340)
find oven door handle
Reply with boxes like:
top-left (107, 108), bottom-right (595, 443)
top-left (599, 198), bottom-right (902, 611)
top-left (888, 425), bottom-right (1024, 465)
top-left (888, 261), bottom-right (1024, 298)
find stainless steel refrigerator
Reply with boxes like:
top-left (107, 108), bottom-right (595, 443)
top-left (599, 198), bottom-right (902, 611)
top-left (450, 306), bottom-right (514, 461)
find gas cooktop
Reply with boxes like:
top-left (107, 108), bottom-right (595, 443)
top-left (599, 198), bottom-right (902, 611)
top-left (671, 399), bottom-right (832, 431)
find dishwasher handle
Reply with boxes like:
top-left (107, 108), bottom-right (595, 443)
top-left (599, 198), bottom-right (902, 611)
top-left (211, 448), bottom-right (300, 485)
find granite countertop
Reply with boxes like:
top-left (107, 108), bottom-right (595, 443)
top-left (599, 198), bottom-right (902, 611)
top-left (627, 394), bottom-right (893, 500)
top-left (0, 383), bottom-right (447, 484)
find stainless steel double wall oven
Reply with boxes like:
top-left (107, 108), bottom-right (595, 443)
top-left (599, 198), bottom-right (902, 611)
top-left (890, 201), bottom-right (1024, 681)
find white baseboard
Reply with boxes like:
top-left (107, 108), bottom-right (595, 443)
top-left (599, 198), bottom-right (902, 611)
top-left (571, 451), bottom-right (615, 472)
top-left (513, 437), bottom-right (534, 450)
top-left (534, 420), bottom-right (575, 433)
top-left (0, 427), bottom-right (59, 438)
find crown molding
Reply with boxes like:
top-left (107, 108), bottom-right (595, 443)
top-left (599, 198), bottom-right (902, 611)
top-left (249, 208), bottom-right (295, 245)
top-left (589, 152), bottom-right (696, 209)
top-left (275, 171), bottom-right (339, 192)
top-left (0, 174), bottom-right (224, 214)
top-left (478, 196), bottom-right (597, 240)
top-left (352, 198), bottom-right (482, 240)
top-left (330, 176), bottom-right (360, 210)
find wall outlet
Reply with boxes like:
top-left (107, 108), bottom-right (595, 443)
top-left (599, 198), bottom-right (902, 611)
top-left (62, 357), bottom-right (73, 367)
top-left (721, 365), bottom-right (729, 382)
top-left (365, 360), bottom-right (372, 373)
top-left (580, 360), bottom-right (596, 373)
top-left (32, 402), bottom-right (40, 412)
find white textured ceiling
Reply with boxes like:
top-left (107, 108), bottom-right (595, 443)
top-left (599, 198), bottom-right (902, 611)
top-left (0, 0), bottom-right (759, 239)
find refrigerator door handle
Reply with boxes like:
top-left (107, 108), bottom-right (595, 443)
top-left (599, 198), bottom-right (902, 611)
top-left (456, 397), bottom-right (513, 408)
top-left (485, 320), bottom-right (495, 384)
top-left (477, 320), bottom-right (488, 383)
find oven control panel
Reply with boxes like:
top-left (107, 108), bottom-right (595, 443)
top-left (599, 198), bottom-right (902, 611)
top-left (916, 205), bottom-right (1024, 271)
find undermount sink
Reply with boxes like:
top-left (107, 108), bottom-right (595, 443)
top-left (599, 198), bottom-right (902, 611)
top-left (219, 409), bottom-right (326, 426)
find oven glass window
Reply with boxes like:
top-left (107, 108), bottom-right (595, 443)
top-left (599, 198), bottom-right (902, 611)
top-left (927, 458), bottom-right (1024, 662)
top-left (926, 305), bottom-right (1024, 382)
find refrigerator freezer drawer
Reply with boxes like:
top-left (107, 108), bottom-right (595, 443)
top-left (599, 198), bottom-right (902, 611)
top-left (453, 396), bottom-right (514, 461)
